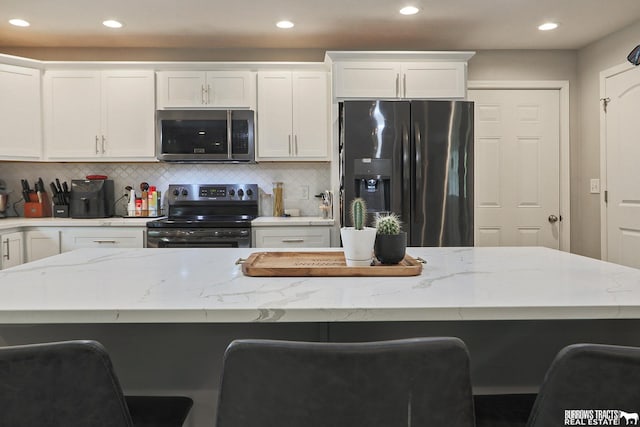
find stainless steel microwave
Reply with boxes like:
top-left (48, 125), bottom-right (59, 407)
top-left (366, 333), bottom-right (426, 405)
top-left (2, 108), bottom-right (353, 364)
top-left (156, 110), bottom-right (255, 162)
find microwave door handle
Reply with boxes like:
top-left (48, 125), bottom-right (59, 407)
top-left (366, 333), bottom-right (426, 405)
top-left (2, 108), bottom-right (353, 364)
top-left (227, 110), bottom-right (233, 159)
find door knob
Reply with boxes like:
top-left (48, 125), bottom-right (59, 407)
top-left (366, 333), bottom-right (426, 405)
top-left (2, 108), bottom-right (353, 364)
top-left (548, 214), bottom-right (559, 223)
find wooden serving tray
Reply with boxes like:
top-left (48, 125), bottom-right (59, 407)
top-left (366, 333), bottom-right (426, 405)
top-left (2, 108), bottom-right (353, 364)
top-left (240, 251), bottom-right (423, 277)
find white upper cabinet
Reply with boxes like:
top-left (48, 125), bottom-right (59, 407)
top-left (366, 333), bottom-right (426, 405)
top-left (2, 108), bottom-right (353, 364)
top-left (257, 71), bottom-right (329, 161)
top-left (0, 64), bottom-right (42, 160)
top-left (44, 70), bottom-right (155, 161)
top-left (327, 51), bottom-right (474, 100)
top-left (156, 71), bottom-right (256, 109)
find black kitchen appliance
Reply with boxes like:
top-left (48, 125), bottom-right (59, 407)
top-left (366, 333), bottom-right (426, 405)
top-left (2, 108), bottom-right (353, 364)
top-left (70, 179), bottom-right (115, 218)
top-left (157, 110), bottom-right (255, 163)
top-left (340, 100), bottom-right (474, 247)
top-left (146, 184), bottom-right (258, 248)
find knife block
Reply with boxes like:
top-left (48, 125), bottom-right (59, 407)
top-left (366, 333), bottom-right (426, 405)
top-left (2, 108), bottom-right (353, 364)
top-left (24, 193), bottom-right (52, 218)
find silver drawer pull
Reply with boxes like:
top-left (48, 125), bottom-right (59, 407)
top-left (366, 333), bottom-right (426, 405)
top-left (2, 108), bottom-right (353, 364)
top-left (281, 239), bottom-right (304, 243)
top-left (93, 240), bottom-right (117, 244)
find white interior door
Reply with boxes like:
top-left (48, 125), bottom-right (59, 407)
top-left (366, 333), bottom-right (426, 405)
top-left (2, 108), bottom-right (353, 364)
top-left (469, 89), bottom-right (560, 248)
top-left (603, 67), bottom-right (640, 268)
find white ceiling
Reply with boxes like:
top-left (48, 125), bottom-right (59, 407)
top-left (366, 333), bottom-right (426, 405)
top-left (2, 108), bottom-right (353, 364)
top-left (2, 0), bottom-right (640, 51)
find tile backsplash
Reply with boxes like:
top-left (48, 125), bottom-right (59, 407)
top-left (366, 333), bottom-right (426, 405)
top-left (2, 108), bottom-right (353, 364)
top-left (0, 161), bottom-right (331, 217)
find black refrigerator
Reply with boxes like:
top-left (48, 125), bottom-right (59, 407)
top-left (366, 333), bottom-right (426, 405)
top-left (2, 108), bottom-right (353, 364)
top-left (340, 100), bottom-right (474, 246)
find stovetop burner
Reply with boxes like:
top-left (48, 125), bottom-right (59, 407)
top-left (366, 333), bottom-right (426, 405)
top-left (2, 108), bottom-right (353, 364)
top-left (147, 184), bottom-right (259, 229)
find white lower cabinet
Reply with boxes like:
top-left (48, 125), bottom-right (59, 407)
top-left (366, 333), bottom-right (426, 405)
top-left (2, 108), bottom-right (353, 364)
top-left (61, 227), bottom-right (145, 251)
top-left (25, 229), bottom-right (61, 263)
top-left (1, 231), bottom-right (24, 269)
top-left (253, 227), bottom-right (331, 248)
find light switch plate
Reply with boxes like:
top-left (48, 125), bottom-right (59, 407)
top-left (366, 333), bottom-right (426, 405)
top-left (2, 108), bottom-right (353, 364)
top-left (590, 178), bottom-right (600, 194)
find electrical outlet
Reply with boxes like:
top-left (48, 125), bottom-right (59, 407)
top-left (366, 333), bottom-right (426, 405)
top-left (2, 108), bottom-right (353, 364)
top-left (299, 185), bottom-right (309, 200)
top-left (590, 178), bottom-right (600, 194)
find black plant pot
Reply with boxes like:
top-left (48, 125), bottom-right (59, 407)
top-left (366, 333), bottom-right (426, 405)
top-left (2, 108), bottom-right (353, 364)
top-left (374, 232), bottom-right (407, 264)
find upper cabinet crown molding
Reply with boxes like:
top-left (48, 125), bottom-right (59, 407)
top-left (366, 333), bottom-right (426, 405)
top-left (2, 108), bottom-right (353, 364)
top-left (325, 51), bottom-right (475, 100)
top-left (324, 51), bottom-right (475, 63)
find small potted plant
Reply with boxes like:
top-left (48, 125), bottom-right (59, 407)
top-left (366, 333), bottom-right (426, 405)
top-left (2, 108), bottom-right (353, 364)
top-left (340, 198), bottom-right (377, 266)
top-left (374, 213), bottom-right (407, 264)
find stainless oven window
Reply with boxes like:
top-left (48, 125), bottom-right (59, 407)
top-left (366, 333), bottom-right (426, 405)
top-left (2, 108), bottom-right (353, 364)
top-left (147, 228), bottom-right (251, 248)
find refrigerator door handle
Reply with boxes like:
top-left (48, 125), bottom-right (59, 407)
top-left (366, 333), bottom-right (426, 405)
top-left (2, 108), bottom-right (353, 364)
top-left (402, 121), bottom-right (411, 223)
top-left (403, 74), bottom-right (407, 98)
top-left (414, 122), bottom-right (422, 185)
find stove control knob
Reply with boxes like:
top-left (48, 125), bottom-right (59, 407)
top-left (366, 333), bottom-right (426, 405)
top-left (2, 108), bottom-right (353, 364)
top-left (182, 189), bottom-right (189, 196)
top-left (246, 188), bottom-right (253, 197)
top-left (228, 189), bottom-right (235, 196)
top-left (237, 189), bottom-right (244, 198)
top-left (173, 189), bottom-right (180, 196)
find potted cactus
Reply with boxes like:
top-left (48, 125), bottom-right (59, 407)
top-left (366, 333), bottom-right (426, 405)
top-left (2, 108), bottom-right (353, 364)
top-left (374, 213), bottom-right (407, 264)
top-left (340, 198), bottom-right (378, 266)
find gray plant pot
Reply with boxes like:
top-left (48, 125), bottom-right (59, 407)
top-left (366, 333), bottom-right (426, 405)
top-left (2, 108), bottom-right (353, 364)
top-left (374, 232), bottom-right (407, 264)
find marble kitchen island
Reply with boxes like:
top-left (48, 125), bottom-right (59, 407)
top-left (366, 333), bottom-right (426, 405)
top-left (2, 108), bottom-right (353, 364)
top-left (1, 246), bottom-right (640, 427)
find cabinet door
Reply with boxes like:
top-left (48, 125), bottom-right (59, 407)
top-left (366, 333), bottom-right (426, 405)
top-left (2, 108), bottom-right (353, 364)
top-left (61, 227), bottom-right (145, 251)
top-left (257, 72), bottom-right (294, 158)
top-left (44, 71), bottom-right (101, 159)
top-left (333, 62), bottom-right (401, 99)
top-left (1, 231), bottom-right (24, 269)
top-left (101, 70), bottom-right (155, 159)
top-left (156, 71), bottom-right (206, 108)
top-left (0, 64), bottom-right (42, 160)
top-left (402, 62), bottom-right (467, 99)
top-left (206, 72), bottom-right (255, 108)
top-left (253, 227), bottom-right (331, 248)
top-left (25, 229), bottom-right (61, 262)
top-left (292, 72), bottom-right (329, 159)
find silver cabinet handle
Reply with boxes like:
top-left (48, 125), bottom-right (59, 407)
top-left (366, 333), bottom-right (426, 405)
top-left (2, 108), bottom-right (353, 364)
top-left (294, 135), bottom-right (298, 156)
top-left (396, 74), bottom-right (400, 98)
top-left (3, 238), bottom-right (9, 260)
top-left (288, 135), bottom-right (292, 155)
top-left (201, 85), bottom-right (206, 104)
top-left (207, 84), bottom-right (212, 104)
top-left (101, 135), bottom-right (106, 154)
top-left (281, 239), bottom-right (304, 243)
top-left (95, 135), bottom-right (99, 154)
top-left (92, 240), bottom-right (117, 244)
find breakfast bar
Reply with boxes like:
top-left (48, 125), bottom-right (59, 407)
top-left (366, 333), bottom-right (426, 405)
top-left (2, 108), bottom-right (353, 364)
top-left (1, 247), bottom-right (640, 426)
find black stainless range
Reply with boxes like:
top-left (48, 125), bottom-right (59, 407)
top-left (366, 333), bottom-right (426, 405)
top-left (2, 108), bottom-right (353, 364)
top-left (146, 184), bottom-right (258, 248)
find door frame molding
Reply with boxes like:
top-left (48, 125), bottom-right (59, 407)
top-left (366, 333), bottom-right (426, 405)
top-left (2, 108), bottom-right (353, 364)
top-left (468, 80), bottom-right (571, 251)
top-left (599, 62), bottom-right (636, 261)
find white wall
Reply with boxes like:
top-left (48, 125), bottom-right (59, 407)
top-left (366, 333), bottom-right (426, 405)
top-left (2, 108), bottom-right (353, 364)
top-left (467, 50), bottom-right (582, 253)
top-left (576, 20), bottom-right (640, 259)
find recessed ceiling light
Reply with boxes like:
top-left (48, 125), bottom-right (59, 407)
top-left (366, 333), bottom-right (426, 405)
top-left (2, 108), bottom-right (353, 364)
top-left (538, 22), bottom-right (558, 31)
top-left (399, 6), bottom-right (420, 15)
top-left (103, 20), bottom-right (123, 29)
top-left (9, 19), bottom-right (30, 27)
top-left (276, 20), bottom-right (294, 29)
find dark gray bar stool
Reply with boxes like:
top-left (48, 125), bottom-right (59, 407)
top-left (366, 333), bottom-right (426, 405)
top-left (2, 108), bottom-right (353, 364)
top-left (215, 337), bottom-right (476, 427)
top-left (0, 340), bottom-right (192, 427)
top-left (527, 343), bottom-right (640, 427)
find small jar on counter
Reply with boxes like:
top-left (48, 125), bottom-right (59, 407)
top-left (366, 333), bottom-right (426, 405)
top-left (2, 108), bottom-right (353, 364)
top-left (272, 182), bottom-right (284, 217)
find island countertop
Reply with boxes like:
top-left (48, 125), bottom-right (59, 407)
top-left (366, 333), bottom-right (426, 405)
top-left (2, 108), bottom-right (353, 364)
top-left (1, 246), bottom-right (639, 324)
